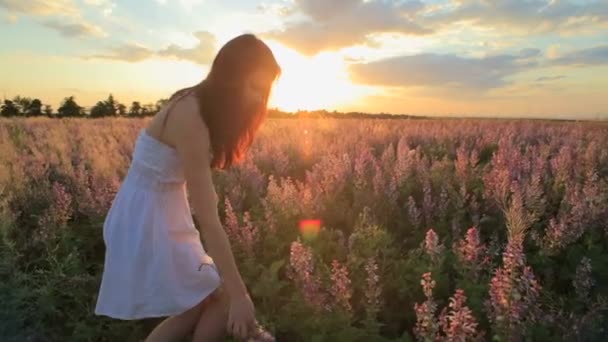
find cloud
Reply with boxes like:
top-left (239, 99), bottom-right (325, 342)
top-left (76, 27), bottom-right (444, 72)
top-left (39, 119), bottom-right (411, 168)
top-left (429, 0), bottom-right (608, 34)
top-left (264, 0), bottom-right (431, 55)
top-left (86, 31), bottom-right (217, 65)
top-left (0, 0), bottom-right (79, 16)
top-left (178, 0), bottom-right (203, 10)
top-left (43, 19), bottom-right (106, 37)
top-left (349, 48), bottom-right (541, 90)
top-left (263, 0), bottom-right (608, 55)
top-left (158, 31), bottom-right (216, 65)
top-left (3, 12), bottom-right (17, 23)
top-left (88, 44), bottom-right (154, 62)
top-left (83, 0), bottom-right (108, 4)
top-left (551, 45), bottom-right (608, 66)
top-left (257, 2), bottom-right (294, 17)
top-left (83, 0), bottom-right (116, 16)
top-left (1, 0), bottom-right (109, 38)
top-left (153, 0), bottom-right (202, 10)
top-left (535, 75), bottom-right (566, 82)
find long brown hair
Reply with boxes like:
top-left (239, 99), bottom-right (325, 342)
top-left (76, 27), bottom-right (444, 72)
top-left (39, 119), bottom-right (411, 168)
top-left (170, 34), bottom-right (281, 170)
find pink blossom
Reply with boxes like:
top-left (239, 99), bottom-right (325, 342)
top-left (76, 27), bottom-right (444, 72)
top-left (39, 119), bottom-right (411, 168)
top-left (455, 145), bottom-right (469, 186)
top-left (439, 289), bottom-right (483, 342)
top-left (551, 145), bottom-right (574, 185)
top-left (287, 239), bottom-right (325, 310)
top-left (223, 198), bottom-right (240, 244)
top-left (354, 147), bottom-right (375, 190)
top-left (422, 179), bottom-right (434, 227)
top-left (241, 211), bottom-right (258, 257)
top-left (227, 183), bottom-right (244, 213)
top-left (329, 259), bottom-right (352, 313)
top-left (365, 256), bottom-right (382, 322)
top-left (37, 182), bottom-right (72, 241)
top-left (414, 272), bottom-right (439, 341)
top-left (455, 227), bottom-right (488, 279)
top-left (488, 235), bottom-right (541, 339)
top-left (408, 196), bottom-right (422, 229)
top-left (437, 186), bottom-right (450, 223)
top-left (424, 229), bottom-right (444, 262)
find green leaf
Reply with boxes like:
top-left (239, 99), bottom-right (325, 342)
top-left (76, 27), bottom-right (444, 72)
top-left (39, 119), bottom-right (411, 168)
top-left (270, 259), bottom-right (285, 278)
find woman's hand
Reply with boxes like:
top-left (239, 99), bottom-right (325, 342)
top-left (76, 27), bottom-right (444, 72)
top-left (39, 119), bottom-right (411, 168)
top-left (227, 292), bottom-right (256, 339)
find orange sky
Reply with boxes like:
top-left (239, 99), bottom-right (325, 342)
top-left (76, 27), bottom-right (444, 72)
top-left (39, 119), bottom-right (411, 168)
top-left (1, 0), bottom-right (607, 119)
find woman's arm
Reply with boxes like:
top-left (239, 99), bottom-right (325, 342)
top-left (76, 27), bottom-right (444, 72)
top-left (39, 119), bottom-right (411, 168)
top-left (171, 97), bottom-right (249, 300)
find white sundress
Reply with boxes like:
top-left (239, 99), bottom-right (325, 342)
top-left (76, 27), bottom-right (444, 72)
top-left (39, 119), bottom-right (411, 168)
top-left (94, 128), bottom-right (222, 320)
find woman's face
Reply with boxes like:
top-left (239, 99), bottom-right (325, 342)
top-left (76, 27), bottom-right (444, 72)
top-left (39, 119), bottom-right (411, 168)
top-left (243, 70), bottom-right (275, 107)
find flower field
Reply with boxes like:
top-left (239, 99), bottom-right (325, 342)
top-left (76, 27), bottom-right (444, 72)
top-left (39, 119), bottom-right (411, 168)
top-left (0, 117), bottom-right (607, 341)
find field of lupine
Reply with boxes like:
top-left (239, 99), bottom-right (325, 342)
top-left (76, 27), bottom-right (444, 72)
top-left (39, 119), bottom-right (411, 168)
top-left (1, 117), bottom-right (607, 341)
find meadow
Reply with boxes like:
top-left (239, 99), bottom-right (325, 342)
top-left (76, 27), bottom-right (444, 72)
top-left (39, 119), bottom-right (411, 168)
top-left (0, 117), bottom-right (607, 341)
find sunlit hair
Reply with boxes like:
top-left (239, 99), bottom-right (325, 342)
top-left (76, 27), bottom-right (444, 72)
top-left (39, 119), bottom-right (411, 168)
top-left (169, 34), bottom-right (281, 169)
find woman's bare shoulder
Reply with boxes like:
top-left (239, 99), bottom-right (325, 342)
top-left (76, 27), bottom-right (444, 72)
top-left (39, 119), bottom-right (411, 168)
top-left (169, 94), bottom-right (211, 150)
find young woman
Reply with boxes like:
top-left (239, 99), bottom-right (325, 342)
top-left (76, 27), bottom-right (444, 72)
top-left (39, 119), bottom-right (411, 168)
top-left (94, 34), bottom-right (281, 341)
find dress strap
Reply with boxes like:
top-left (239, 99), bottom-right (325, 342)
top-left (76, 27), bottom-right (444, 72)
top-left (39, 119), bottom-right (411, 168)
top-left (159, 88), bottom-right (195, 139)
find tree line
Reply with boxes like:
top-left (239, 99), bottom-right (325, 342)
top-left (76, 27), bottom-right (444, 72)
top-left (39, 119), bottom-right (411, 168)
top-left (1, 94), bottom-right (426, 120)
top-left (0, 94), bottom-right (168, 118)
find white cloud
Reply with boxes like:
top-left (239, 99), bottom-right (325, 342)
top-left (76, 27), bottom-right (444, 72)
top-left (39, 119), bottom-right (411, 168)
top-left (43, 19), bottom-right (106, 37)
top-left (152, 0), bottom-right (203, 9)
top-left (265, 0), bottom-right (431, 55)
top-left (179, 0), bottom-right (203, 10)
top-left (158, 31), bottom-right (216, 64)
top-left (4, 12), bottom-right (17, 23)
top-left (349, 48), bottom-right (541, 90)
top-left (257, 2), bottom-right (294, 17)
top-left (86, 31), bottom-right (217, 65)
top-left (83, 0), bottom-right (116, 16)
top-left (0, 0), bottom-right (79, 17)
top-left (0, 0), bottom-right (110, 37)
top-left (428, 0), bottom-right (608, 34)
top-left (263, 0), bottom-right (608, 55)
top-left (88, 43), bottom-right (155, 62)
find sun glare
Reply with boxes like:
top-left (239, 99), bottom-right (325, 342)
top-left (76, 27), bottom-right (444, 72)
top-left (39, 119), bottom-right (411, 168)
top-left (266, 42), bottom-right (371, 112)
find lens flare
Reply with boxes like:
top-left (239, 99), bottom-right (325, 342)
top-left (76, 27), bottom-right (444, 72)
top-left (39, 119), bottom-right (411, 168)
top-left (299, 219), bottom-right (321, 241)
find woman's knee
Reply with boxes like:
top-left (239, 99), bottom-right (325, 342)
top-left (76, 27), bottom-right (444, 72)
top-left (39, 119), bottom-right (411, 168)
top-left (207, 285), bottom-right (230, 309)
top-left (184, 288), bottom-right (219, 317)
top-left (168, 300), bottom-right (205, 330)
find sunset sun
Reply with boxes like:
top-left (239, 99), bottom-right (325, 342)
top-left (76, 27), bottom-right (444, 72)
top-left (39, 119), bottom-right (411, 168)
top-left (266, 42), bottom-right (372, 112)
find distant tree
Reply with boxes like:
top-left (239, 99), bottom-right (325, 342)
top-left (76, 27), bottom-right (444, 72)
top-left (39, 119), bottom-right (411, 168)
top-left (43, 104), bottom-right (54, 117)
top-left (129, 101), bottom-right (142, 117)
top-left (13, 96), bottom-right (31, 116)
top-left (1, 100), bottom-right (19, 117)
top-left (155, 98), bottom-right (169, 112)
top-left (58, 96), bottom-right (85, 117)
top-left (106, 94), bottom-right (117, 116)
top-left (28, 99), bottom-right (43, 116)
top-left (90, 101), bottom-right (109, 118)
top-left (90, 94), bottom-right (120, 118)
top-left (142, 104), bottom-right (155, 116)
top-left (117, 103), bottom-right (127, 116)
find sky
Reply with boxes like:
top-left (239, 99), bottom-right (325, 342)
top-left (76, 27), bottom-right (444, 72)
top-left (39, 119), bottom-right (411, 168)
top-left (0, 0), bottom-right (607, 119)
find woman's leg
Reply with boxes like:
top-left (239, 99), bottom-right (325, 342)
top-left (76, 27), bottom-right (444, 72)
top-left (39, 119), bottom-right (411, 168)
top-left (192, 285), bottom-right (231, 342)
top-left (144, 296), bottom-right (212, 342)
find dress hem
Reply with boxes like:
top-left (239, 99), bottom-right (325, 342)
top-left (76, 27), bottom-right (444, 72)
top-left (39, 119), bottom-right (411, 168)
top-left (94, 281), bottom-right (221, 321)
